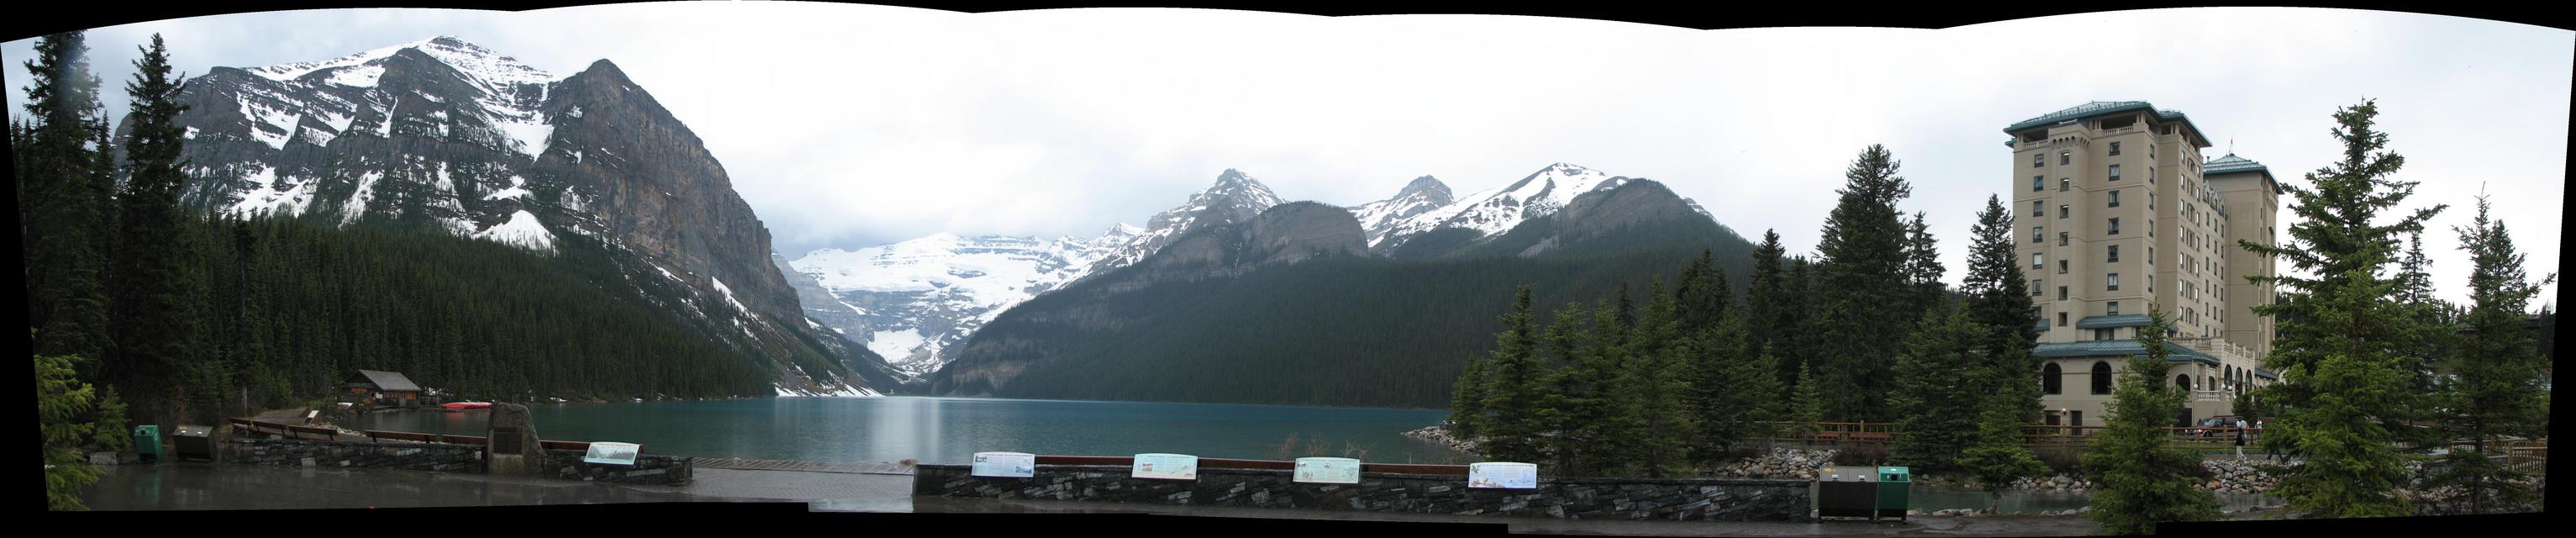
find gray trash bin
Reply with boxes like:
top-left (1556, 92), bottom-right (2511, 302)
top-left (172, 425), bottom-right (214, 462)
top-left (1815, 465), bottom-right (1879, 520)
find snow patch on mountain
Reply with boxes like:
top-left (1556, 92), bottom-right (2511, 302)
top-left (471, 210), bottom-right (556, 252)
top-left (792, 229), bottom-right (1130, 376)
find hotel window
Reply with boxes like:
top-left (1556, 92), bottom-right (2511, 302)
top-left (2092, 362), bottom-right (2115, 394)
top-left (2059, 260), bottom-right (2068, 274)
top-left (2109, 141), bottom-right (2121, 156)
top-left (2061, 178), bottom-right (2072, 192)
top-left (2059, 231), bottom-right (2068, 246)
top-left (2061, 150), bottom-right (2072, 166)
top-left (2057, 286), bottom-right (2068, 301)
top-left (2034, 226), bottom-right (2044, 243)
top-left (2108, 218), bottom-right (2121, 235)
top-left (2060, 204), bottom-right (2070, 218)
top-left (2109, 164), bottom-right (2122, 181)
top-left (2109, 190), bottom-right (2120, 208)
top-left (2033, 253), bottom-right (2044, 269)
top-left (2035, 154), bottom-right (2044, 168)
top-left (2108, 301), bottom-right (2120, 315)
top-left (2060, 311), bottom-right (2069, 327)
top-left (2098, 328), bottom-right (2116, 340)
top-left (2108, 273), bottom-right (2120, 291)
top-left (2033, 176), bottom-right (2043, 192)
top-left (2032, 279), bottom-right (2044, 297)
top-left (2108, 245), bottom-right (2120, 262)
top-left (2033, 200), bottom-right (2044, 215)
top-left (2043, 364), bottom-right (2063, 394)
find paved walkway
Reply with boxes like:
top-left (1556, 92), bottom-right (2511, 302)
top-left (83, 462), bottom-right (2153, 535)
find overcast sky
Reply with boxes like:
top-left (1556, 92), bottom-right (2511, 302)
top-left (7, 5), bottom-right (2567, 308)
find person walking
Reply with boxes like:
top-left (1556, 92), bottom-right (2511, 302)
top-left (2232, 418), bottom-right (2249, 459)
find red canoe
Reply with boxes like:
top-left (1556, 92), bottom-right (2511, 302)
top-left (441, 402), bottom-right (492, 410)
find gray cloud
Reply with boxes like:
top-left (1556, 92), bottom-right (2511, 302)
top-left (8, 6), bottom-right (2563, 307)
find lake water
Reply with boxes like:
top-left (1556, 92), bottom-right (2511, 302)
top-left (350, 396), bottom-right (1464, 465)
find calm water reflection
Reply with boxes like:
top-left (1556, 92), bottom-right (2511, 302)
top-left (350, 396), bottom-right (1462, 465)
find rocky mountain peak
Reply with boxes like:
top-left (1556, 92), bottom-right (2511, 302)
top-left (1398, 175), bottom-right (1453, 203)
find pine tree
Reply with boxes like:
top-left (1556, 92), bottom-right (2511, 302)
top-left (21, 31), bottom-right (114, 365)
top-left (1577, 300), bottom-right (1643, 475)
top-left (1811, 145), bottom-right (1915, 421)
top-left (1616, 279), bottom-right (1697, 477)
top-left (1904, 211), bottom-right (1946, 312)
top-left (2084, 310), bottom-right (2222, 533)
top-left (1962, 195), bottom-right (2042, 423)
top-left (111, 34), bottom-right (201, 424)
top-left (1539, 301), bottom-right (1594, 475)
top-left (1888, 299), bottom-right (1983, 472)
top-left (1746, 229), bottom-right (1790, 372)
top-left (1957, 377), bottom-right (2049, 514)
top-left (1788, 361), bottom-right (1826, 440)
top-left (2240, 99), bottom-right (2442, 519)
top-left (2419, 195), bottom-right (2553, 514)
top-left (1449, 353), bottom-right (1492, 440)
top-left (1693, 303), bottom-right (1781, 462)
top-left (1478, 286), bottom-right (1551, 464)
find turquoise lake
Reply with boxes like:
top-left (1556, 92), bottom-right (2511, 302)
top-left (350, 396), bottom-right (1466, 465)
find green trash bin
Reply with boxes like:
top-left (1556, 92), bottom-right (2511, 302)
top-left (133, 425), bottom-right (162, 463)
top-left (1876, 466), bottom-right (1911, 520)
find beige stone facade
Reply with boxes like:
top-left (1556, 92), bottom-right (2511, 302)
top-left (2002, 102), bottom-right (2280, 430)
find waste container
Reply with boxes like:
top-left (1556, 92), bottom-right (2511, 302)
top-left (172, 425), bottom-right (214, 462)
top-left (1876, 466), bottom-right (1911, 520)
top-left (133, 425), bottom-right (162, 463)
top-left (1815, 465), bottom-right (1879, 520)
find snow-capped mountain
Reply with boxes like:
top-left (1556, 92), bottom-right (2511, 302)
top-left (1367, 162), bottom-right (1712, 252)
top-left (138, 36), bottom-right (903, 396)
top-left (1067, 169), bottom-right (1285, 284)
top-left (791, 228), bottom-right (1133, 376)
top-left (1346, 175), bottom-right (1454, 247)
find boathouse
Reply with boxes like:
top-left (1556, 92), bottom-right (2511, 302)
top-left (342, 370), bottom-right (424, 406)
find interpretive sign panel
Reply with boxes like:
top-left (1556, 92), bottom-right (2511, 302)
top-left (972, 451), bottom-right (1037, 477)
top-left (1131, 453), bottom-right (1199, 480)
top-left (1467, 462), bottom-right (1538, 489)
top-left (1293, 457), bottom-right (1362, 484)
top-left (582, 442), bottom-right (640, 466)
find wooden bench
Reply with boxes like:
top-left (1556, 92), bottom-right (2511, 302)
top-left (285, 425), bottom-right (340, 440)
top-left (439, 435), bottom-right (488, 446)
top-left (540, 440), bottom-right (591, 451)
top-left (364, 430), bottom-right (440, 443)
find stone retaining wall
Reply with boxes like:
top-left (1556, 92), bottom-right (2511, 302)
top-left (221, 438), bottom-right (485, 472)
top-left (544, 450), bottom-right (693, 485)
top-left (916, 464), bottom-right (1812, 522)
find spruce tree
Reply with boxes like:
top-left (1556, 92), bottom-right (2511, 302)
top-left (1904, 211), bottom-right (1946, 312)
top-left (38, 337), bottom-right (104, 511)
top-left (1576, 300), bottom-right (1642, 475)
top-left (2240, 99), bottom-right (2441, 519)
top-left (1693, 303), bottom-right (1780, 462)
top-left (1962, 195), bottom-right (2042, 423)
top-left (20, 31), bottom-right (114, 364)
top-left (1957, 371), bottom-right (2048, 514)
top-left (1478, 286), bottom-right (1551, 464)
top-left (1788, 361), bottom-right (1827, 441)
top-left (1888, 299), bottom-right (1983, 472)
top-left (1539, 301), bottom-right (1594, 475)
top-left (112, 34), bottom-right (200, 424)
top-left (1448, 353), bottom-right (1492, 440)
top-left (1746, 229), bottom-right (1790, 372)
top-left (2419, 195), bottom-right (2552, 514)
top-left (2084, 310), bottom-right (2222, 533)
top-left (1811, 145), bottom-right (1915, 421)
top-left (1625, 279), bottom-right (1696, 477)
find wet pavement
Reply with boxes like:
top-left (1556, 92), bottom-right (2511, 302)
top-left (84, 462), bottom-right (2113, 535)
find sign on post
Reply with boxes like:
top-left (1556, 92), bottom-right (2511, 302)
top-left (1467, 462), bottom-right (1538, 489)
top-left (582, 441), bottom-right (640, 466)
top-left (972, 451), bottom-right (1037, 477)
top-left (1131, 453), bottom-right (1198, 480)
top-left (1293, 457), bottom-right (1362, 484)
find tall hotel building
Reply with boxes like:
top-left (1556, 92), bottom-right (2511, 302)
top-left (2004, 101), bottom-right (2282, 430)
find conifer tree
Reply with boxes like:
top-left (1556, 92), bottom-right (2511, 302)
top-left (112, 34), bottom-right (200, 423)
top-left (1576, 300), bottom-right (1643, 475)
top-left (1904, 211), bottom-right (1946, 311)
top-left (2420, 195), bottom-right (2553, 514)
top-left (1693, 303), bottom-right (1781, 462)
top-left (1539, 301), bottom-right (1595, 474)
top-left (1625, 279), bottom-right (1696, 477)
top-left (1746, 229), bottom-right (1790, 372)
top-left (1889, 300), bottom-right (1984, 472)
top-left (1448, 353), bottom-right (1491, 440)
top-left (2240, 100), bottom-right (2441, 519)
top-left (1812, 145), bottom-right (1915, 421)
top-left (21, 31), bottom-right (114, 364)
top-left (1962, 195), bottom-right (2042, 422)
top-left (1788, 361), bottom-right (1827, 441)
top-left (1477, 286), bottom-right (1551, 464)
top-left (39, 339), bottom-right (103, 511)
top-left (2084, 310), bottom-right (2221, 533)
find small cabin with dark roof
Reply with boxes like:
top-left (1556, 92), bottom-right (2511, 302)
top-left (342, 370), bottom-right (424, 406)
